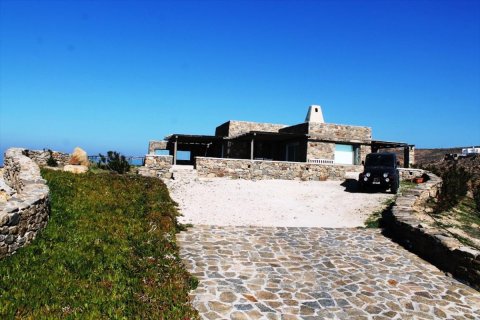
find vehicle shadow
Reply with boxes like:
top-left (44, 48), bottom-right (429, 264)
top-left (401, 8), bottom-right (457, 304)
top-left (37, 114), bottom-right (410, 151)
top-left (341, 179), bottom-right (389, 194)
top-left (341, 179), bottom-right (360, 193)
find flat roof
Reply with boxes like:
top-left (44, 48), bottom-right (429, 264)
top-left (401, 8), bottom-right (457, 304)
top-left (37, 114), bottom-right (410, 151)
top-left (165, 134), bottom-right (224, 144)
top-left (372, 140), bottom-right (412, 148)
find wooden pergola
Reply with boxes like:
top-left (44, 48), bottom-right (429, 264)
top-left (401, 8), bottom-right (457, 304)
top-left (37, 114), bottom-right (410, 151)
top-left (371, 140), bottom-right (415, 168)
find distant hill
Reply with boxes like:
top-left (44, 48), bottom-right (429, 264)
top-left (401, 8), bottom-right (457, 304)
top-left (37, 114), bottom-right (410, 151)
top-left (414, 148), bottom-right (480, 193)
top-left (414, 147), bottom-right (464, 165)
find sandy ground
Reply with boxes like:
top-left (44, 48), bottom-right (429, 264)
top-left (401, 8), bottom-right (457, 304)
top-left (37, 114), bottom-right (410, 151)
top-left (166, 178), bottom-right (393, 228)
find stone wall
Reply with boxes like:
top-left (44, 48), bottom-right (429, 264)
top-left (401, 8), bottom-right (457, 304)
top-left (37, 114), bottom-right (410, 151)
top-left (360, 145), bottom-right (371, 163)
top-left (0, 148), bottom-right (49, 258)
top-left (306, 141), bottom-right (335, 160)
top-left (385, 171), bottom-right (480, 290)
top-left (138, 155), bottom-right (173, 179)
top-left (23, 149), bottom-right (71, 167)
top-left (308, 123), bottom-right (372, 143)
top-left (148, 140), bottom-right (168, 154)
top-left (195, 157), bottom-right (362, 181)
top-left (398, 168), bottom-right (424, 181)
top-left (215, 121), bottom-right (287, 137)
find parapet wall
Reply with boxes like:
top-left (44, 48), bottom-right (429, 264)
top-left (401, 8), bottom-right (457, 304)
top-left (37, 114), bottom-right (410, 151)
top-left (385, 171), bottom-right (480, 290)
top-left (195, 157), bottom-right (362, 181)
top-left (216, 121), bottom-right (287, 137)
top-left (308, 123), bottom-right (372, 143)
top-left (0, 148), bottom-right (50, 258)
top-left (138, 155), bottom-right (173, 179)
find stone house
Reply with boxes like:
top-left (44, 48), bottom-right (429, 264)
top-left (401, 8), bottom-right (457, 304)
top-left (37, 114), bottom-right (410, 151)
top-left (147, 105), bottom-right (414, 168)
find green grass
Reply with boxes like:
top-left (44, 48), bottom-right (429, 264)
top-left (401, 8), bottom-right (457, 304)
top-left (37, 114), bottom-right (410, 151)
top-left (0, 169), bottom-right (198, 319)
top-left (434, 196), bottom-right (480, 249)
top-left (363, 180), bottom-right (415, 228)
top-left (399, 180), bottom-right (416, 192)
top-left (364, 197), bottom-right (395, 228)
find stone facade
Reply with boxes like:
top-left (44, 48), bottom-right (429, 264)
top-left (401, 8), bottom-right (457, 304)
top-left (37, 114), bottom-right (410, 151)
top-left (385, 171), bottom-right (480, 290)
top-left (306, 141), bottom-right (335, 160)
top-left (0, 148), bottom-right (49, 258)
top-left (138, 155), bottom-right (173, 179)
top-left (195, 157), bottom-right (362, 181)
top-left (23, 149), bottom-right (71, 167)
top-left (308, 123), bottom-right (372, 143)
top-left (360, 145), bottom-right (372, 163)
top-left (215, 121), bottom-right (287, 137)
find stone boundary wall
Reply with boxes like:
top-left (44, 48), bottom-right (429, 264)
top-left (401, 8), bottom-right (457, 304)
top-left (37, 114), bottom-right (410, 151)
top-left (0, 148), bottom-right (49, 258)
top-left (386, 171), bottom-right (480, 290)
top-left (195, 157), bottom-right (362, 181)
top-left (138, 155), bottom-right (173, 179)
top-left (24, 149), bottom-right (71, 167)
top-left (398, 168), bottom-right (425, 181)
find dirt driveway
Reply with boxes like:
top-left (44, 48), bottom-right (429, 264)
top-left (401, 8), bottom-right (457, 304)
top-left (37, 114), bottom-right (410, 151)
top-left (167, 178), bottom-right (393, 228)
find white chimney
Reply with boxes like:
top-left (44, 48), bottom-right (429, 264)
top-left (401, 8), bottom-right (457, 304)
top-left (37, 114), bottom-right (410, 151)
top-left (305, 105), bottom-right (324, 123)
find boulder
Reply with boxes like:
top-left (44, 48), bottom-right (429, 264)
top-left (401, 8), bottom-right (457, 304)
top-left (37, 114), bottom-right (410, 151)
top-left (0, 191), bottom-right (8, 203)
top-left (69, 147), bottom-right (89, 166)
top-left (63, 165), bottom-right (88, 174)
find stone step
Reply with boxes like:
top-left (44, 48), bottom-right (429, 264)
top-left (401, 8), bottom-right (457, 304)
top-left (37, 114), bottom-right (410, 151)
top-left (171, 168), bottom-right (198, 181)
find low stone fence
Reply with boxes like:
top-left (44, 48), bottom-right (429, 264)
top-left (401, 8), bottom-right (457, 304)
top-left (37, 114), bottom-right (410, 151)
top-left (398, 168), bottom-right (425, 181)
top-left (195, 157), bottom-right (362, 181)
top-left (385, 171), bottom-right (480, 290)
top-left (0, 148), bottom-right (49, 258)
top-left (138, 155), bottom-right (173, 179)
top-left (24, 149), bottom-right (70, 167)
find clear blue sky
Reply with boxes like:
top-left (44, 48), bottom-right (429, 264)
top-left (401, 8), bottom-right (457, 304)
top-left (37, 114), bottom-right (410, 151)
top-left (1, 0), bottom-right (479, 164)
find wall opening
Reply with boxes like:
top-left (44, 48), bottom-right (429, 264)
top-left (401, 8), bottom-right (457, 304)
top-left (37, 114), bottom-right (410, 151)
top-left (177, 151), bottom-right (191, 161)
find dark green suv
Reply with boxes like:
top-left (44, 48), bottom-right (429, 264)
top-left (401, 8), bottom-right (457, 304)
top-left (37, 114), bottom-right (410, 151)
top-left (358, 152), bottom-right (400, 194)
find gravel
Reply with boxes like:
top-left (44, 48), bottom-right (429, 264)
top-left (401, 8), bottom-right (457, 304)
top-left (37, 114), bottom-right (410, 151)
top-left (166, 178), bottom-right (393, 228)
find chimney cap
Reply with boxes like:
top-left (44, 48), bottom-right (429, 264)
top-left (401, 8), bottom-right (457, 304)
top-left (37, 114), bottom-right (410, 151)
top-left (305, 105), bottom-right (324, 123)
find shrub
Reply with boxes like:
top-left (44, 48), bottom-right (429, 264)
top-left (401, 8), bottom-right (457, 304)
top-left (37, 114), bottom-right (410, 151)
top-left (474, 185), bottom-right (480, 214)
top-left (46, 149), bottom-right (58, 167)
top-left (436, 164), bottom-right (471, 212)
top-left (97, 151), bottom-right (130, 174)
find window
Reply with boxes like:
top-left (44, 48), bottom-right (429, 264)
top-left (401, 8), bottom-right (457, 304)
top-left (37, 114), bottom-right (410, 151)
top-left (334, 144), bottom-right (354, 165)
top-left (286, 142), bottom-right (299, 162)
top-left (154, 149), bottom-right (169, 156)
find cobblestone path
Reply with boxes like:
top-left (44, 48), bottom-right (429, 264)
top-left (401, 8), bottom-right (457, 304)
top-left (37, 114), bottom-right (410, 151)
top-left (177, 225), bottom-right (480, 320)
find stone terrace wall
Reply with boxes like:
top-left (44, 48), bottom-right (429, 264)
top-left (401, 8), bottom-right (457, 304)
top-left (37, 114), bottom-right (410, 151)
top-left (215, 121), bottom-right (287, 137)
top-left (0, 148), bottom-right (49, 258)
top-left (308, 123), bottom-right (372, 143)
top-left (138, 155), bottom-right (173, 179)
top-left (196, 157), bottom-right (362, 181)
top-left (386, 171), bottom-right (480, 290)
top-left (24, 149), bottom-right (70, 167)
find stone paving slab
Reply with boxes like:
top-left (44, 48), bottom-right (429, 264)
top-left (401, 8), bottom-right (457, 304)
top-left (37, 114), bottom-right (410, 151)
top-left (177, 225), bottom-right (480, 320)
